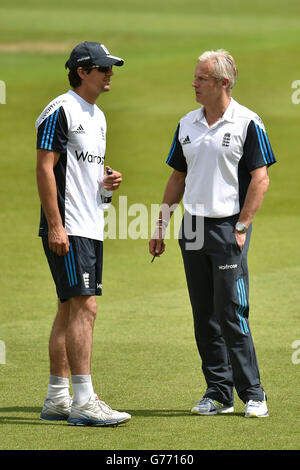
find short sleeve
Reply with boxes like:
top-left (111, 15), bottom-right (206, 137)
top-left (243, 120), bottom-right (276, 172)
top-left (166, 124), bottom-right (187, 173)
top-left (37, 106), bottom-right (68, 153)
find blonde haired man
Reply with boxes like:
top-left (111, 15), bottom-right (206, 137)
top-left (149, 49), bottom-right (276, 418)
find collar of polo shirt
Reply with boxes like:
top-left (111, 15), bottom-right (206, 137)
top-left (193, 97), bottom-right (236, 125)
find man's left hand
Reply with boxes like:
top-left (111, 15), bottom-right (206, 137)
top-left (103, 166), bottom-right (122, 191)
top-left (234, 230), bottom-right (247, 252)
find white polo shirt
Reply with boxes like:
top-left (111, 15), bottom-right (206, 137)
top-left (36, 90), bottom-right (106, 241)
top-left (166, 98), bottom-right (276, 217)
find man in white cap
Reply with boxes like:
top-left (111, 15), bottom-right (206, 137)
top-left (36, 41), bottom-right (131, 426)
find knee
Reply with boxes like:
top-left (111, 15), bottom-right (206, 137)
top-left (71, 296), bottom-right (98, 322)
top-left (85, 296), bottom-right (98, 321)
top-left (88, 297), bottom-right (98, 318)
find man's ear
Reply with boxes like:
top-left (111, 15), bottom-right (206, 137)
top-left (221, 77), bottom-right (230, 90)
top-left (76, 67), bottom-right (87, 80)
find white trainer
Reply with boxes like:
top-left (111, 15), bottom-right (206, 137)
top-left (67, 394), bottom-right (131, 426)
top-left (40, 396), bottom-right (72, 421)
top-left (245, 396), bottom-right (269, 418)
top-left (191, 397), bottom-right (234, 415)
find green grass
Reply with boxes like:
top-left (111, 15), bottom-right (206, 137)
top-left (0, 0), bottom-right (300, 451)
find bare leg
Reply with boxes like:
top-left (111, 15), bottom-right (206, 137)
top-left (49, 295), bottom-right (97, 377)
top-left (49, 300), bottom-right (71, 378)
top-left (66, 296), bottom-right (97, 375)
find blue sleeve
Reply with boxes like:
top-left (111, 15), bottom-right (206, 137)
top-left (165, 124), bottom-right (187, 173)
top-left (37, 106), bottom-right (68, 153)
top-left (243, 120), bottom-right (276, 172)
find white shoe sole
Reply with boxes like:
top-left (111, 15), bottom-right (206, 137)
top-left (67, 415), bottom-right (131, 426)
top-left (67, 407), bottom-right (131, 426)
top-left (245, 411), bottom-right (269, 418)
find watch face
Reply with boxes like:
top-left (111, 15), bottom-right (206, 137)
top-left (236, 222), bottom-right (247, 233)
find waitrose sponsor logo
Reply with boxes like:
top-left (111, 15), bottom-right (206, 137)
top-left (75, 150), bottom-right (104, 164)
top-left (218, 264), bottom-right (238, 270)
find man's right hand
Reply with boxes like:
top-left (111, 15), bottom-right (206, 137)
top-left (148, 169), bottom-right (186, 260)
top-left (149, 226), bottom-right (166, 258)
top-left (48, 225), bottom-right (69, 256)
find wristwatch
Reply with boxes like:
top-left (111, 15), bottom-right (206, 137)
top-left (235, 221), bottom-right (248, 233)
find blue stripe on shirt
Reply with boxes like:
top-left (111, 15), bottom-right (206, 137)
top-left (254, 123), bottom-right (268, 164)
top-left (254, 123), bottom-right (276, 165)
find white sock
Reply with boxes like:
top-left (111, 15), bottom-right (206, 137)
top-left (71, 374), bottom-right (94, 406)
top-left (47, 375), bottom-right (70, 402)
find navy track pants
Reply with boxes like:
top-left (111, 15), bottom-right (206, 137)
top-left (179, 213), bottom-right (265, 405)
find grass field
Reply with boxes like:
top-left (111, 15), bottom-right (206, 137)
top-left (0, 0), bottom-right (300, 452)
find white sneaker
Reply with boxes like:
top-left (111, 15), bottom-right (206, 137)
top-left (245, 396), bottom-right (269, 418)
top-left (67, 394), bottom-right (131, 426)
top-left (40, 396), bottom-right (72, 421)
top-left (191, 397), bottom-right (234, 415)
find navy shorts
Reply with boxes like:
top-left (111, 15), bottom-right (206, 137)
top-left (42, 235), bottom-right (103, 302)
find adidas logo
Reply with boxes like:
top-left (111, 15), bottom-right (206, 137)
top-left (182, 135), bottom-right (191, 145)
top-left (73, 124), bottom-right (86, 134)
top-left (222, 132), bottom-right (231, 147)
